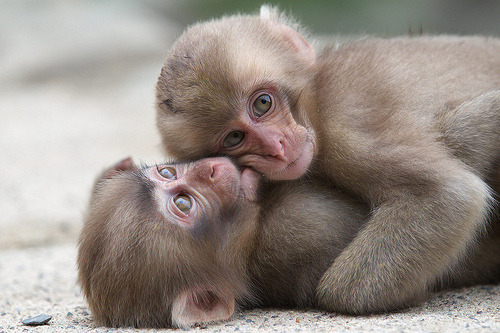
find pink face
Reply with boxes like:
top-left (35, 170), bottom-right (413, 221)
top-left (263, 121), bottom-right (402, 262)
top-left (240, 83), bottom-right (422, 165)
top-left (146, 157), bottom-right (261, 229)
top-left (215, 87), bottom-right (315, 181)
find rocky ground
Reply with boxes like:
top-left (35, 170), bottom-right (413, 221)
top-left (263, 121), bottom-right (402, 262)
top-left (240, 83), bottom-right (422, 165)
top-left (0, 244), bottom-right (499, 332)
top-left (1, 1), bottom-right (498, 332)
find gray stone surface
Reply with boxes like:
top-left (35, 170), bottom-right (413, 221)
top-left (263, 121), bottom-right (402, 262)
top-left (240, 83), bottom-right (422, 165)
top-left (22, 314), bottom-right (52, 326)
top-left (0, 1), bottom-right (498, 332)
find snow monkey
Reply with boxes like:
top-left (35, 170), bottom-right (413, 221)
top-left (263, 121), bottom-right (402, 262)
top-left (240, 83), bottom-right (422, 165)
top-left (77, 157), bottom-right (366, 327)
top-left (77, 157), bottom-right (499, 328)
top-left (155, 6), bottom-right (500, 314)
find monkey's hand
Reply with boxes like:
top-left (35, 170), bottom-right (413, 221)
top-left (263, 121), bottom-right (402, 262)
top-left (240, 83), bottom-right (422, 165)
top-left (316, 169), bottom-right (492, 314)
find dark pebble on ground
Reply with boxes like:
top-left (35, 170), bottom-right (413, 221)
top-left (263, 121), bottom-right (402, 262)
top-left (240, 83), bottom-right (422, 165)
top-left (22, 314), bottom-right (52, 326)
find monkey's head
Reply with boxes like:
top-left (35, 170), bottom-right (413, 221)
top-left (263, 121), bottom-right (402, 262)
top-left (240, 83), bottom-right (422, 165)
top-left (77, 157), bottom-right (261, 328)
top-left (156, 6), bottom-right (317, 181)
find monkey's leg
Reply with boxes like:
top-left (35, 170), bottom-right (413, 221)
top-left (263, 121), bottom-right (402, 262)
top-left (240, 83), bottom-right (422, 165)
top-left (440, 90), bottom-right (500, 283)
top-left (316, 143), bottom-right (493, 314)
top-left (439, 89), bottom-right (500, 174)
top-left (443, 210), bottom-right (500, 288)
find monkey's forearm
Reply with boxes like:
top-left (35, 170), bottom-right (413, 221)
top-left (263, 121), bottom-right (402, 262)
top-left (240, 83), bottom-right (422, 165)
top-left (316, 168), bottom-right (492, 314)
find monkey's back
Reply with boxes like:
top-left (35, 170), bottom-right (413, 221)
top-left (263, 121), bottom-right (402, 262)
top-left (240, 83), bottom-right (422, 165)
top-left (316, 36), bottom-right (499, 120)
top-left (311, 36), bottom-right (499, 194)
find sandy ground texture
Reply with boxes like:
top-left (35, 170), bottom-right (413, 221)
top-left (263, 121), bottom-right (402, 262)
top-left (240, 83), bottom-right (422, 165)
top-left (1, 1), bottom-right (499, 332)
top-left (0, 244), bottom-right (499, 333)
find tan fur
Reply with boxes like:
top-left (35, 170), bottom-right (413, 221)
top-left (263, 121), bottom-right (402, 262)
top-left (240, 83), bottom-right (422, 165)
top-left (155, 7), bottom-right (499, 314)
top-left (77, 159), bottom-right (367, 327)
top-left (78, 159), bottom-right (499, 328)
top-left (312, 38), bottom-right (499, 313)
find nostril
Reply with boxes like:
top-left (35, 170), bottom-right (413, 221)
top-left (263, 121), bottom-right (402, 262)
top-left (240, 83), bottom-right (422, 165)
top-left (271, 140), bottom-right (286, 160)
top-left (279, 139), bottom-right (285, 151)
top-left (210, 164), bottom-right (216, 180)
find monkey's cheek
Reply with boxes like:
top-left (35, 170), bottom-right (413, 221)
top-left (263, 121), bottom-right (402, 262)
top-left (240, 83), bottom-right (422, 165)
top-left (240, 168), bottom-right (261, 202)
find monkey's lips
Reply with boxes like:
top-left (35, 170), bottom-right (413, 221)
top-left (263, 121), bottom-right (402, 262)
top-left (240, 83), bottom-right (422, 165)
top-left (239, 168), bottom-right (261, 202)
top-left (208, 157), bottom-right (260, 202)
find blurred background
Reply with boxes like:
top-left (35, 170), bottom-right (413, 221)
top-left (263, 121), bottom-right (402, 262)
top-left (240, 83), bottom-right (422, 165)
top-left (1, 0), bottom-right (499, 249)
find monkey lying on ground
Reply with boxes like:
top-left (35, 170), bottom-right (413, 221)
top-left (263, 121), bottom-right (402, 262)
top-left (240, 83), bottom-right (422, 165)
top-left (77, 157), bottom-right (499, 328)
top-left (155, 6), bottom-right (500, 313)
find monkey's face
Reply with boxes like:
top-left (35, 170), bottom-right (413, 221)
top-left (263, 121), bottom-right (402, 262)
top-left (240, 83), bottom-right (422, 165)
top-left (214, 87), bottom-right (316, 181)
top-left (156, 16), bottom-right (317, 181)
top-left (146, 157), bottom-right (260, 229)
top-left (78, 157), bottom-right (260, 328)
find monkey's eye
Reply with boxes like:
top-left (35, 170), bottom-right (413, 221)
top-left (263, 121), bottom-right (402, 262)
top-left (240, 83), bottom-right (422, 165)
top-left (174, 195), bottom-right (192, 213)
top-left (252, 94), bottom-right (272, 117)
top-left (223, 131), bottom-right (245, 148)
top-left (158, 166), bottom-right (177, 180)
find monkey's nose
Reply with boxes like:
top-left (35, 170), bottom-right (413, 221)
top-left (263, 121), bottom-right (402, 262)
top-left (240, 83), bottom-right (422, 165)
top-left (209, 164), bottom-right (217, 181)
top-left (192, 158), bottom-right (236, 184)
top-left (204, 159), bottom-right (229, 183)
top-left (267, 139), bottom-right (286, 161)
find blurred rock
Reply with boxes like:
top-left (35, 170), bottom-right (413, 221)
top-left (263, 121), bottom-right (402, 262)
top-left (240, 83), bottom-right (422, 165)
top-left (22, 314), bottom-right (52, 326)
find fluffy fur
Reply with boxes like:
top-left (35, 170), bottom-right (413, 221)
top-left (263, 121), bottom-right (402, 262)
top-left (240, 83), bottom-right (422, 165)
top-left (155, 6), bottom-right (500, 314)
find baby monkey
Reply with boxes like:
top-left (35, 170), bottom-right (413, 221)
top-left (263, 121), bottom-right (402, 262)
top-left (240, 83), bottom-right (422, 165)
top-left (78, 157), bottom-right (499, 328)
top-left (156, 6), bottom-right (500, 313)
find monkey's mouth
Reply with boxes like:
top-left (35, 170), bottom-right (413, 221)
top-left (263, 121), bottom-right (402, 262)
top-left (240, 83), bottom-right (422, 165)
top-left (239, 167), bottom-right (261, 202)
top-left (238, 165), bottom-right (261, 176)
top-left (288, 152), bottom-right (303, 168)
top-left (272, 140), bottom-right (314, 180)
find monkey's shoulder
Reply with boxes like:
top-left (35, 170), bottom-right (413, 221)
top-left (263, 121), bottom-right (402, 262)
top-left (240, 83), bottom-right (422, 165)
top-left (316, 35), bottom-right (499, 77)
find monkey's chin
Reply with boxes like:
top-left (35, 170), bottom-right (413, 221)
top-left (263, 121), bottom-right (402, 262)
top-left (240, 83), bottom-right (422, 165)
top-left (271, 140), bottom-right (314, 181)
top-left (240, 168), bottom-right (261, 202)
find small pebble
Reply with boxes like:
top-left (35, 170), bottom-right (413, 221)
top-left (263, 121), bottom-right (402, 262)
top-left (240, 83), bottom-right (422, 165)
top-left (22, 314), bottom-right (51, 326)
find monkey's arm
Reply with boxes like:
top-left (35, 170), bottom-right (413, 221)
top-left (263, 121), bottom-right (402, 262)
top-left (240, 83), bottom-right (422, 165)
top-left (316, 92), bottom-right (498, 314)
top-left (317, 153), bottom-right (492, 313)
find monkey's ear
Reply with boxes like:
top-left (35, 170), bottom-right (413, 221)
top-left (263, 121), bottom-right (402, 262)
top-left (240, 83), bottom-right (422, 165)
top-left (171, 287), bottom-right (235, 328)
top-left (259, 5), bottom-right (316, 64)
top-left (102, 157), bottom-right (137, 180)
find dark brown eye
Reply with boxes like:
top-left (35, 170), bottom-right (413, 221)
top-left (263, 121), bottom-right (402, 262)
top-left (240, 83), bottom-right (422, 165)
top-left (223, 131), bottom-right (245, 148)
top-left (174, 195), bottom-right (192, 213)
top-left (159, 167), bottom-right (177, 180)
top-left (252, 94), bottom-right (272, 117)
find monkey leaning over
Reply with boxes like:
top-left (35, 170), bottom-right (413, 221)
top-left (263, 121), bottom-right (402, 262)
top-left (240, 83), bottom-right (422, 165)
top-left (155, 6), bottom-right (500, 314)
top-left (77, 157), bottom-right (499, 328)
